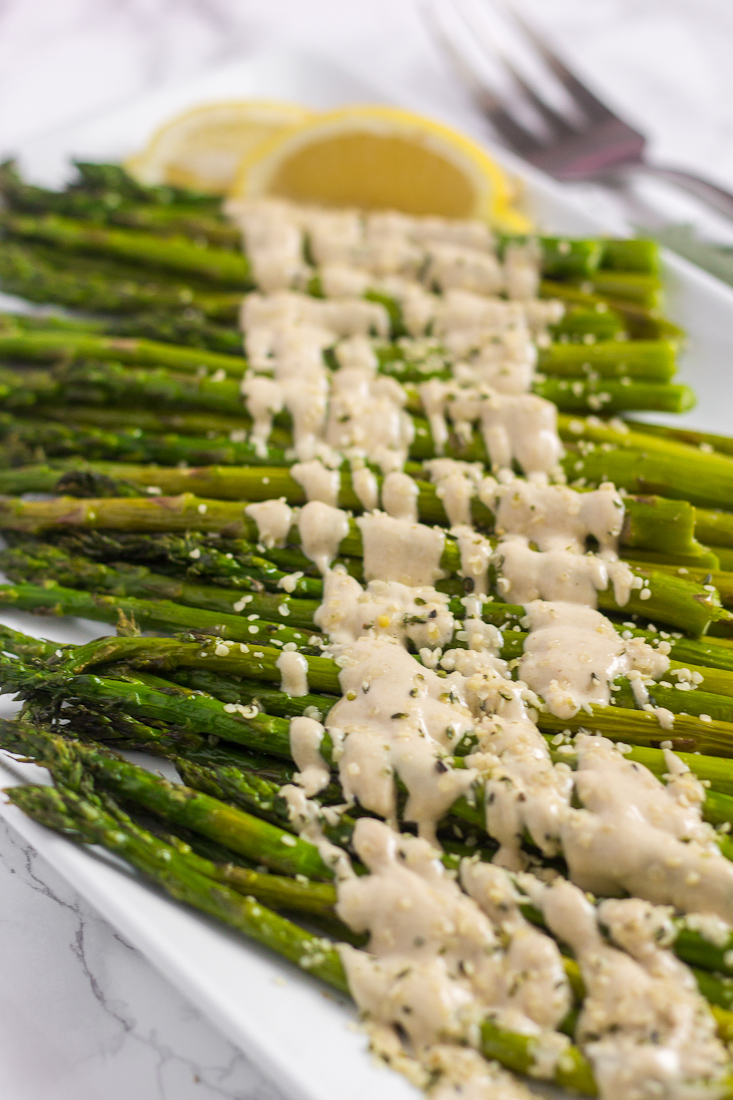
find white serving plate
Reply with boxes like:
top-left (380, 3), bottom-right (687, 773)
top-left (1, 49), bottom-right (733, 1100)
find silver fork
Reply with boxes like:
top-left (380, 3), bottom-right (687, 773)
top-left (426, 0), bottom-right (733, 221)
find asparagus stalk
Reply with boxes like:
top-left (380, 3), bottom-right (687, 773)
top-left (559, 413), bottom-right (733, 511)
top-left (567, 271), bottom-right (662, 307)
top-left (0, 456), bottom-right (706, 561)
top-left (625, 419), bottom-right (733, 458)
top-left (3, 623), bottom-right (731, 765)
top-left (63, 646), bottom-right (733, 821)
top-left (0, 720), bottom-right (333, 878)
top-left (550, 306), bottom-right (626, 342)
top-left (0, 159), bottom-right (221, 216)
top-left (9, 703), bottom-right (733, 1010)
top-left (0, 522), bottom-right (725, 636)
top-left (104, 311), bottom-right (243, 354)
top-left (5, 781), bottom-right (348, 981)
top-left (31, 401), bottom-right (717, 510)
top-left (695, 509), bottom-right (733, 550)
top-left (533, 376), bottom-right (693, 414)
top-left (0, 162), bottom-right (241, 242)
top-left (35, 529), bottom-right (323, 597)
top-left (1, 212), bottom-right (253, 287)
top-left (0, 189), bottom-right (654, 302)
top-left (0, 579), bottom-right (319, 649)
top-left (599, 239), bottom-right (661, 274)
top-left (7, 353), bottom-right (692, 423)
top-left (0, 476), bottom-right (702, 597)
top-left (0, 330), bottom-right (246, 376)
top-left (35, 518), bottom-right (705, 599)
top-left (11, 656), bottom-right (733, 989)
top-left (173, 756), bottom-right (357, 852)
top-left (0, 416), bottom-right (288, 469)
top-left (21, 403), bottom-right (286, 440)
top-left (540, 278), bottom-right (684, 340)
top-left (4, 777), bottom-right (596, 1092)
top-left (0, 543), bottom-right (320, 629)
top-left (536, 339), bottom-right (677, 382)
top-left (7, 536), bottom-right (730, 673)
top-left (0, 318), bottom-right (683, 385)
top-left (624, 558), bottom-right (733, 609)
top-left (0, 240), bottom-right (242, 323)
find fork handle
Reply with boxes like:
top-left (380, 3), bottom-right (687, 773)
top-left (640, 164), bottom-right (733, 222)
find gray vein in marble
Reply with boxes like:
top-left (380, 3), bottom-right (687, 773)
top-left (0, 816), bottom-right (285, 1100)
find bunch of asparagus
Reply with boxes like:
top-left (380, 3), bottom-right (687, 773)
top-left (4, 619), bottom-right (733, 1096)
top-left (4, 158), bottom-right (733, 1095)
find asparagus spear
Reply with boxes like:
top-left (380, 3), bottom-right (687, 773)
top-left (0, 719), bottom-right (333, 878)
top-left (4, 777), bottom-right (597, 1092)
top-left (9, 703), bottom-right (733, 1006)
top-left (536, 339), bottom-right (677, 382)
top-left (36, 529), bottom-right (323, 597)
top-left (567, 271), bottom-right (662, 308)
top-left (2, 620), bottom-right (731, 765)
top-left (1, 212), bottom-right (253, 287)
top-left (0, 489), bottom-right (724, 633)
top-left (5, 781), bottom-right (348, 979)
top-left (0, 159), bottom-right (221, 215)
top-left (0, 180), bottom-right (651, 302)
top-left (625, 419), bottom-right (733, 457)
top-left (0, 330), bottom-right (246, 376)
top-left (0, 536), bottom-right (725, 638)
top-left (0, 240), bottom-right (241, 322)
top-left (0, 319), bottom-right (684, 385)
top-left (55, 642), bottom-right (733, 820)
top-left (550, 306), bottom-right (626, 342)
top-left (0, 579), bottom-right (319, 648)
top-left (0, 457), bottom-right (707, 561)
top-left (0, 161), bottom-right (241, 243)
top-left (14, 360), bottom-right (249, 417)
top-left (0, 416), bottom-right (288, 469)
top-left (34, 517), bottom-right (704, 597)
top-left (21, 403), bottom-right (288, 440)
top-left (540, 278), bottom-right (684, 341)
top-left (533, 375), bottom-right (693, 414)
top-left (600, 239), bottom-right (661, 274)
top-left (0, 543), bottom-right (320, 629)
top-left (5, 352), bottom-right (691, 423)
top-left (559, 413), bottom-right (733, 511)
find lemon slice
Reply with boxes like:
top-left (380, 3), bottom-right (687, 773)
top-left (229, 104), bottom-right (529, 226)
top-left (127, 100), bottom-right (315, 194)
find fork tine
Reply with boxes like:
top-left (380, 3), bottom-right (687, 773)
top-left (502, 2), bottom-right (618, 122)
top-left (460, 0), bottom-right (578, 137)
top-left (423, 0), bottom-right (546, 156)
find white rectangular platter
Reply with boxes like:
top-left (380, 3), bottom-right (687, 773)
top-left (1, 48), bottom-right (733, 1100)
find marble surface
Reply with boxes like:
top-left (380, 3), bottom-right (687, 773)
top-left (0, 1), bottom-right (732, 1097)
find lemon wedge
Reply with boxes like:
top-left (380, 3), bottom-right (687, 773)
top-left (229, 104), bottom-right (529, 226)
top-left (127, 100), bottom-right (314, 194)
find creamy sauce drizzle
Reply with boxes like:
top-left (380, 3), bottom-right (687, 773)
top-left (291, 459), bottom-right (341, 506)
top-left (276, 649), bottom-right (309, 697)
top-left (520, 601), bottom-right (668, 718)
top-left (536, 877), bottom-right (728, 1100)
top-left (423, 458), bottom-right (483, 526)
top-left (419, 382), bottom-right (563, 477)
top-left (381, 471), bottom-right (420, 522)
top-left (315, 568), bottom-right (456, 650)
top-left (337, 819), bottom-right (571, 1055)
top-left (328, 638), bottom-right (477, 842)
top-left (357, 513), bottom-right (446, 587)
top-left (230, 197), bottom-right (730, 1100)
top-left (297, 501), bottom-right (349, 574)
top-left (245, 499), bottom-right (292, 548)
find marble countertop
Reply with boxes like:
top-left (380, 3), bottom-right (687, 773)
top-left (0, 1), bottom-right (732, 1097)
